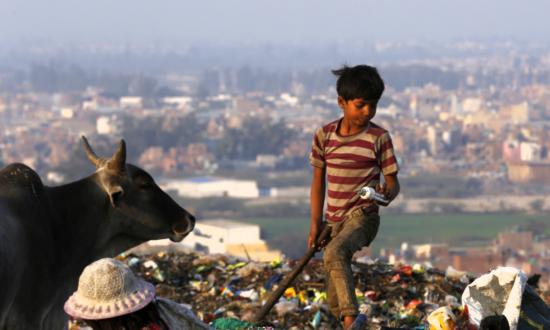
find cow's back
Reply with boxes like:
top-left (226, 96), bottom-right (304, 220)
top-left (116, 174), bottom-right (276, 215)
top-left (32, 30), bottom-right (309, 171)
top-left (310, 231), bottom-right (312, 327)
top-left (0, 163), bottom-right (53, 329)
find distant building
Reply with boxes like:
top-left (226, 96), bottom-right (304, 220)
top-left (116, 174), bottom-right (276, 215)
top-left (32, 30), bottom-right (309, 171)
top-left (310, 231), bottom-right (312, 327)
top-left (255, 154), bottom-right (278, 168)
top-left (506, 161), bottom-right (550, 184)
top-left (426, 126), bottom-right (439, 156)
top-left (160, 177), bottom-right (265, 199)
top-left (495, 231), bottom-right (533, 252)
top-left (501, 102), bottom-right (529, 123)
top-left (462, 97), bottom-right (483, 113)
top-left (452, 249), bottom-right (504, 274)
top-left (162, 96), bottom-right (192, 109)
top-left (145, 219), bottom-right (282, 262)
top-left (280, 93), bottom-right (298, 107)
top-left (60, 107), bottom-right (74, 119)
top-left (520, 142), bottom-right (542, 162)
top-left (503, 140), bottom-right (521, 161)
top-left (120, 96), bottom-right (143, 109)
top-left (96, 115), bottom-right (122, 135)
top-left (414, 243), bottom-right (449, 259)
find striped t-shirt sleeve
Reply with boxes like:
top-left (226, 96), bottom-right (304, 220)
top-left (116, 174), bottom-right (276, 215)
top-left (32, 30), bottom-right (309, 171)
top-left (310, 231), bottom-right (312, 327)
top-left (309, 128), bottom-right (326, 168)
top-left (377, 132), bottom-right (399, 175)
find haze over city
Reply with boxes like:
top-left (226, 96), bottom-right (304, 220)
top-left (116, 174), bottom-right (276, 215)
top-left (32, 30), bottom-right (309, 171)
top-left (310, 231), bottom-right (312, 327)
top-left (2, 0), bottom-right (550, 47)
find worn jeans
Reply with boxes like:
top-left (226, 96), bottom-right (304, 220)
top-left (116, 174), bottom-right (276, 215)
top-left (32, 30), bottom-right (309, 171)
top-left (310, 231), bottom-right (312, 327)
top-left (323, 208), bottom-right (380, 319)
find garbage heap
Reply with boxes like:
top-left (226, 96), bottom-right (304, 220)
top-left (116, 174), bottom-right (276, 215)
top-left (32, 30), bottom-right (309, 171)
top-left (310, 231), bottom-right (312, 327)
top-left (118, 251), bottom-right (473, 329)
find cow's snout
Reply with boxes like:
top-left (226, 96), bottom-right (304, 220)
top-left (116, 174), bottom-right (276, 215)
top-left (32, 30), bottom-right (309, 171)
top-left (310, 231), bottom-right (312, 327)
top-left (170, 214), bottom-right (195, 242)
top-left (185, 214), bottom-right (195, 233)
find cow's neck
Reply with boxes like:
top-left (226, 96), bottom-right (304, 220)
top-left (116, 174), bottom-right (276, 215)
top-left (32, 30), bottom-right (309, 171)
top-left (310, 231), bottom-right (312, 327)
top-left (47, 175), bottom-right (122, 275)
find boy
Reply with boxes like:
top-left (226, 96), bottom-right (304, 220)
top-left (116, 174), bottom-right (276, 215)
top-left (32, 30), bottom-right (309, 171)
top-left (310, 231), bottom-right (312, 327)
top-left (308, 65), bottom-right (400, 329)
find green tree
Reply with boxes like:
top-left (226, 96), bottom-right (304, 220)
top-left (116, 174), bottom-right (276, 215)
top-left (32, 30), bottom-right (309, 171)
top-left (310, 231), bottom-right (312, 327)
top-left (529, 199), bottom-right (544, 213)
top-left (122, 113), bottom-right (204, 156)
top-left (215, 117), bottom-right (294, 160)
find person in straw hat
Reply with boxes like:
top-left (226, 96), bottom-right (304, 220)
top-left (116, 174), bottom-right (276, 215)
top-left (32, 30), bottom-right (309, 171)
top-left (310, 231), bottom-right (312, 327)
top-left (64, 258), bottom-right (211, 330)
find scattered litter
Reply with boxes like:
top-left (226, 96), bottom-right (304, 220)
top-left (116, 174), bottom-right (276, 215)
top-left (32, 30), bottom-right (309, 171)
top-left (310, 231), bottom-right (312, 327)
top-left (118, 252), bottom-right (547, 329)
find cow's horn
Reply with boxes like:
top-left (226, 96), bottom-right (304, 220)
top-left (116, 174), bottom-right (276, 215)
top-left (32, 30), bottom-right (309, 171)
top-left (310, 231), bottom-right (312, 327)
top-left (108, 139), bottom-right (126, 172)
top-left (82, 136), bottom-right (107, 169)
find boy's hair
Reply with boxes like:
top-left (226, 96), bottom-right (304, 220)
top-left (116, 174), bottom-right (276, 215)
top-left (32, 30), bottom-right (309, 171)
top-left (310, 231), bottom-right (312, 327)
top-left (332, 65), bottom-right (385, 102)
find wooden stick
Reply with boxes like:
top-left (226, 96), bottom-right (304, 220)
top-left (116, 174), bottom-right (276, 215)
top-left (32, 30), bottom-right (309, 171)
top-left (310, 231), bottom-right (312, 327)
top-left (252, 225), bottom-right (331, 323)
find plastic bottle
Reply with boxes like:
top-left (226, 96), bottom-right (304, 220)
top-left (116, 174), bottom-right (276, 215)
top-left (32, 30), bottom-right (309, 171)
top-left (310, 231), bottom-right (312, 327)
top-left (348, 313), bottom-right (367, 330)
top-left (359, 186), bottom-right (388, 204)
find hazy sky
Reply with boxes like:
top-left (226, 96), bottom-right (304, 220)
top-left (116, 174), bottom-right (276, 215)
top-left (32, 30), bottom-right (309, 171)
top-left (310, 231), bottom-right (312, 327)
top-left (1, 0), bottom-right (549, 47)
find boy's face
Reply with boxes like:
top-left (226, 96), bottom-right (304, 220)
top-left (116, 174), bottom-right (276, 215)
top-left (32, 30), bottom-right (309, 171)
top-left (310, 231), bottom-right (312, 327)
top-left (338, 96), bottom-right (377, 127)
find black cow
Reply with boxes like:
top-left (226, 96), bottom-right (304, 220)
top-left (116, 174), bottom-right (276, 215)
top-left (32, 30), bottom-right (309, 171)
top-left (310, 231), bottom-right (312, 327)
top-left (0, 137), bottom-right (195, 329)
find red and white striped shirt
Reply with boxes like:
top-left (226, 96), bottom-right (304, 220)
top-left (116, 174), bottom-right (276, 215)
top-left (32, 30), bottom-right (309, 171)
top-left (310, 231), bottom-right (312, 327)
top-left (309, 119), bottom-right (398, 222)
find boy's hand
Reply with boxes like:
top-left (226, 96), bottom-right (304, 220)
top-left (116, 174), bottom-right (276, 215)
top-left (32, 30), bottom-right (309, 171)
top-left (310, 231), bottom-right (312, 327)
top-left (308, 226), bottom-right (319, 249)
top-left (376, 175), bottom-right (400, 206)
top-left (308, 223), bottom-right (328, 250)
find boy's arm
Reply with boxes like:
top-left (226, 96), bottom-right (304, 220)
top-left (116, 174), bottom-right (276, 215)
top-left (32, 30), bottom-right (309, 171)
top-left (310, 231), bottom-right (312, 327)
top-left (308, 166), bottom-right (326, 248)
top-left (376, 173), bottom-right (400, 206)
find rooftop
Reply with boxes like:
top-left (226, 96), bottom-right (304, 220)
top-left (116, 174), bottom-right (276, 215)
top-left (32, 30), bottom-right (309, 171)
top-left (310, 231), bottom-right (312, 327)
top-left (198, 219), bottom-right (259, 229)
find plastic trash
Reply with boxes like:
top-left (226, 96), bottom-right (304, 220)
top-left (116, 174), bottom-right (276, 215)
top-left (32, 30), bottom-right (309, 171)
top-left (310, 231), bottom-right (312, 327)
top-left (349, 313), bottom-right (367, 330)
top-left (445, 266), bottom-right (468, 280)
top-left (400, 265), bottom-right (413, 276)
top-left (444, 295), bottom-right (459, 307)
top-left (274, 300), bottom-right (298, 317)
top-left (210, 317), bottom-right (254, 330)
top-left (143, 260), bottom-right (159, 269)
top-left (128, 257), bottom-right (141, 267)
top-left (263, 273), bottom-right (283, 290)
top-left (236, 262), bottom-right (264, 277)
top-left (226, 261), bottom-right (247, 271)
top-left (284, 287), bottom-right (297, 299)
top-left (298, 290), bottom-right (309, 305)
top-left (412, 263), bottom-right (425, 274)
top-left (152, 268), bottom-right (165, 282)
top-left (364, 290), bottom-right (377, 301)
top-left (461, 267), bottom-right (526, 330)
top-left (427, 306), bottom-right (456, 330)
top-left (310, 310), bottom-right (321, 329)
top-left (405, 299), bottom-right (423, 310)
top-left (516, 285), bottom-right (550, 329)
top-left (238, 289), bottom-right (259, 301)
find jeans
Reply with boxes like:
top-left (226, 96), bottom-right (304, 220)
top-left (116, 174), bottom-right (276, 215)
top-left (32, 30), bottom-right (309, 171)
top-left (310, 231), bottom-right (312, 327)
top-left (323, 208), bottom-right (380, 319)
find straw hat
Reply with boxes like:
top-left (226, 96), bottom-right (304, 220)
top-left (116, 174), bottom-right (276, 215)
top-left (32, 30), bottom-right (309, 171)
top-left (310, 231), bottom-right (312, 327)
top-left (64, 258), bottom-right (156, 320)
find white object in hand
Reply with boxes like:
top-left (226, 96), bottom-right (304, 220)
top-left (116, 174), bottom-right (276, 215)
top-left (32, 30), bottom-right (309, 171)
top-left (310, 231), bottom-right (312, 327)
top-left (359, 186), bottom-right (389, 204)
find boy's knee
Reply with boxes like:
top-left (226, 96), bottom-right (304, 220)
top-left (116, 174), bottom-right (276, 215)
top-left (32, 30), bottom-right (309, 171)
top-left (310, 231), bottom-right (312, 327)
top-left (323, 246), bottom-right (347, 270)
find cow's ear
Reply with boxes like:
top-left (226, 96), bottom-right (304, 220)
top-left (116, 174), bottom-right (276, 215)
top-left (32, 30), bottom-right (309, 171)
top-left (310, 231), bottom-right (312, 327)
top-left (107, 185), bottom-right (124, 207)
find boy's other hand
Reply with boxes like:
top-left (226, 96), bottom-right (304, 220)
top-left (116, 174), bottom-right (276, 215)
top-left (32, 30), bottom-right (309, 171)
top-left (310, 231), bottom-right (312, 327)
top-left (375, 183), bottom-right (390, 206)
top-left (376, 175), bottom-right (400, 206)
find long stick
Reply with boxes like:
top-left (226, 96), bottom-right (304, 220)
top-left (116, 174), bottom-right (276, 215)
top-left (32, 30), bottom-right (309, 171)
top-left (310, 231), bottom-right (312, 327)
top-left (252, 225), bottom-right (332, 323)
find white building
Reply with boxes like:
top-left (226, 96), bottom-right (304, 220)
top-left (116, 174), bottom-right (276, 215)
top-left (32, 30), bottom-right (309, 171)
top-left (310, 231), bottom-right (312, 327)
top-left (462, 97), bottom-right (483, 113)
top-left (160, 177), bottom-right (261, 199)
top-left (60, 107), bottom-right (74, 119)
top-left (162, 96), bottom-right (192, 108)
top-left (280, 93), bottom-right (299, 106)
top-left (520, 142), bottom-right (542, 162)
top-left (184, 219), bottom-right (261, 253)
top-left (96, 115), bottom-right (122, 135)
top-left (145, 219), bottom-right (282, 262)
top-left (120, 96), bottom-right (143, 108)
